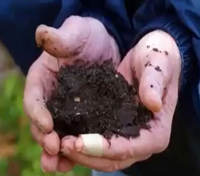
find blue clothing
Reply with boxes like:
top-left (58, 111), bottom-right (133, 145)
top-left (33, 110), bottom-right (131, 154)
top-left (0, 0), bottom-right (200, 175)
top-left (92, 170), bottom-right (127, 176)
top-left (0, 0), bottom-right (197, 88)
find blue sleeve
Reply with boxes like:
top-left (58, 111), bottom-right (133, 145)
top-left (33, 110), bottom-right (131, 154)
top-left (0, 0), bottom-right (62, 74)
top-left (0, 0), bottom-right (129, 75)
top-left (132, 0), bottom-right (198, 92)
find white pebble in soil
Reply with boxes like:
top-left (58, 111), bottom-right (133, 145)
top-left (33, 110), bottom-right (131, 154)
top-left (74, 97), bottom-right (81, 102)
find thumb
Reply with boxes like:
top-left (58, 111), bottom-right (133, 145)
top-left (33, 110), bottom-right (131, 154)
top-left (139, 56), bottom-right (171, 112)
top-left (35, 16), bottom-right (90, 58)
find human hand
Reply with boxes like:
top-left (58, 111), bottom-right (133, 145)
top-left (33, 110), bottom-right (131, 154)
top-left (60, 30), bottom-right (181, 172)
top-left (23, 16), bottom-right (120, 172)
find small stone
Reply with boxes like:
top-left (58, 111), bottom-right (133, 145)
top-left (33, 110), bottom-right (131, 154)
top-left (74, 97), bottom-right (81, 102)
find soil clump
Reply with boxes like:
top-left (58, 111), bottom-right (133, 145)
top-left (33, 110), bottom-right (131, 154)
top-left (46, 60), bottom-right (153, 139)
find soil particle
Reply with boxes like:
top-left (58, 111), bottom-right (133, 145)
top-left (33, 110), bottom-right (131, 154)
top-left (46, 60), bottom-right (153, 139)
top-left (152, 48), bottom-right (159, 52)
top-left (164, 51), bottom-right (169, 56)
top-left (145, 61), bottom-right (152, 67)
top-left (145, 61), bottom-right (150, 67)
top-left (155, 66), bottom-right (162, 72)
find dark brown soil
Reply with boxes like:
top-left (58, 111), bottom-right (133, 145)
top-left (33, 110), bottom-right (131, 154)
top-left (46, 60), bottom-right (153, 139)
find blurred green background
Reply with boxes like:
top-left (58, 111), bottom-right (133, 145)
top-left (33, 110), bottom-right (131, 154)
top-left (0, 42), bottom-right (91, 176)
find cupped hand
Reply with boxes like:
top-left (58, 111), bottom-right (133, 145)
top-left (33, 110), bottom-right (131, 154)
top-left (60, 30), bottom-right (181, 172)
top-left (23, 16), bottom-right (120, 172)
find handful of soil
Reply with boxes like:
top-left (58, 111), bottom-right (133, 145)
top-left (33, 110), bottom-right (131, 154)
top-left (46, 60), bottom-right (153, 139)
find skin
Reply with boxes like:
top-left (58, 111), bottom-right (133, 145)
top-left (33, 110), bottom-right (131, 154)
top-left (23, 16), bottom-right (181, 172)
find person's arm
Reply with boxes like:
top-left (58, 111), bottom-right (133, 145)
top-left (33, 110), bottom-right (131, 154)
top-left (131, 0), bottom-right (199, 92)
top-left (0, 0), bottom-right (61, 74)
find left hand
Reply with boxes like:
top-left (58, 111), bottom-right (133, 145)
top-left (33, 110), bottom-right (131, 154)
top-left (61, 30), bottom-right (181, 172)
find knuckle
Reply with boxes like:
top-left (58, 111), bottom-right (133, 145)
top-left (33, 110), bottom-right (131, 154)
top-left (101, 163), bottom-right (120, 173)
top-left (110, 163), bottom-right (120, 172)
top-left (126, 148), bottom-right (135, 159)
top-left (120, 154), bottom-right (129, 161)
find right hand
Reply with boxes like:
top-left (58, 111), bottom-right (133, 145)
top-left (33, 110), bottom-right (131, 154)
top-left (23, 16), bottom-right (120, 172)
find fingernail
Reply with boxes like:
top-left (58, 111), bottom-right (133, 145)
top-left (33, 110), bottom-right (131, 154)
top-left (41, 166), bottom-right (46, 173)
top-left (58, 151), bottom-right (65, 156)
top-left (37, 122), bottom-right (46, 133)
top-left (62, 136), bottom-right (70, 141)
top-left (61, 148), bottom-right (70, 155)
top-left (75, 138), bottom-right (84, 152)
top-left (44, 146), bottom-right (53, 155)
top-left (150, 91), bottom-right (162, 112)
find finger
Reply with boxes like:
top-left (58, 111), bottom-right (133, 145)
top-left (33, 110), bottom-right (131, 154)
top-left (24, 64), bottom-right (53, 133)
top-left (61, 135), bottom-right (77, 152)
top-left (129, 80), bottom-right (179, 156)
top-left (76, 134), bottom-right (104, 157)
top-left (31, 125), bottom-right (60, 156)
top-left (43, 131), bottom-right (60, 155)
top-left (75, 134), bottom-right (152, 160)
top-left (41, 149), bottom-right (59, 172)
top-left (61, 135), bottom-right (138, 171)
top-left (36, 25), bottom-right (71, 58)
top-left (61, 135), bottom-right (103, 164)
top-left (30, 123), bottom-right (44, 146)
top-left (62, 135), bottom-right (150, 169)
top-left (57, 156), bottom-right (75, 173)
top-left (62, 145), bottom-right (144, 172)
top-left (75, 134), bottom-right (131, 160)
top-left (35, 16), bottom-right (90, 58)
top-left (139, 56), bottom-right (171, 112)
top-left (61, 136), bottom-right (106, 170)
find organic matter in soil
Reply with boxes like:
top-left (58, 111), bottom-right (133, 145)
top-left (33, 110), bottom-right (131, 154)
top-left (46, 60), bottom-right (153, 139)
